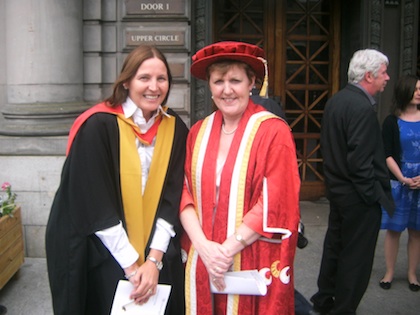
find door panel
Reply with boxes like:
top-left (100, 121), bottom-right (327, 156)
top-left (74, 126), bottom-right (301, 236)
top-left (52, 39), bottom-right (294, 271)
top-left (213, 0), bottom-right (340, 200)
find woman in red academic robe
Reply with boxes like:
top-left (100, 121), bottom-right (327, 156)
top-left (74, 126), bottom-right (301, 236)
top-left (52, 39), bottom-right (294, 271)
top-left (180, 41), bottom-right (301, 315)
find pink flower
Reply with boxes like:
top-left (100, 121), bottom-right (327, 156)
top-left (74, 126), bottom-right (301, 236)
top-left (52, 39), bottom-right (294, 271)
top-left (1, 182), bottom-right (11, 191)
top-left (0, 182), bottom-right (17, 217)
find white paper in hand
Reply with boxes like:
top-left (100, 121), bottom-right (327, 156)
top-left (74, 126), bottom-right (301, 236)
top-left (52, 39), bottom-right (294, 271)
top-left (110, 280), bottom-right (171, 315)
top-left (210, 270), bottom-right (267, 296)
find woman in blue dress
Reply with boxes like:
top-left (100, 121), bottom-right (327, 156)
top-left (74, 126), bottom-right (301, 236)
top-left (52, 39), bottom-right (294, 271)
top-left (380, 74), bottom-right (420, 292)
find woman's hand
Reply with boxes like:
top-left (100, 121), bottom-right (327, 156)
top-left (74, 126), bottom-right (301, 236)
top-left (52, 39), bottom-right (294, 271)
top-left (402, 176), bottom-right (420, 189)
top-left (408, 175), bottom-right (420, 189)
top-left (195, 239), bottom-right (232, 291)
top-left (125, 260), bottom-right (159, 304)
top-left (124, 249), bottom-right (163, 305)
top-left (180, 207), bottom-right (233, 291)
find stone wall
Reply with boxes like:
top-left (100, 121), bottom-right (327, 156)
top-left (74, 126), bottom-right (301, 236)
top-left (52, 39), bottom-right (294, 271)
top-left (0, 156), bottom-right (64, 257)
top-left (0, 0), bottom-right (193, 258)
top-left (1, 0), bottom-right (418, 258)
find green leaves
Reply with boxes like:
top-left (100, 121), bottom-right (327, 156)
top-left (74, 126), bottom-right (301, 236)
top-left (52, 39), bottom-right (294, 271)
top-left (0, 182), bottom-right (17, 217)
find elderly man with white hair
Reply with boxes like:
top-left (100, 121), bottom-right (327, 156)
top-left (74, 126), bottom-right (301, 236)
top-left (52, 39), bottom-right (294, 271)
top-left (310, 49), bottom-right (395, 315)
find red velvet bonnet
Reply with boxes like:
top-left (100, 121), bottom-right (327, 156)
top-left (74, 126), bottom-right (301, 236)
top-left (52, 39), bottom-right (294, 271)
top-left (190, 41), bottom-right (266, 81)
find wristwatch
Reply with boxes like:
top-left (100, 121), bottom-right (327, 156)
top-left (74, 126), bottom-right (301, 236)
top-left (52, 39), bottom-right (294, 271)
top-left (147, 255), bottom-right (163, 271)
top-left (234, 233), bottom-right (248, 247)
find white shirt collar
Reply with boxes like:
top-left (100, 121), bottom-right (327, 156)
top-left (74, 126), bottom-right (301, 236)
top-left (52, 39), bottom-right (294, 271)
top-left (121, 97), bottom-right (170, 131)
top-left (122, 97), bottom-right (138, 119)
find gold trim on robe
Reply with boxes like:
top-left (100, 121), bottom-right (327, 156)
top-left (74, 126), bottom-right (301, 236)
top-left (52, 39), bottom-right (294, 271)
top-left (186, 110), bottom-right (278, 315)
top-left (117, 113), bottom-right (175, 263)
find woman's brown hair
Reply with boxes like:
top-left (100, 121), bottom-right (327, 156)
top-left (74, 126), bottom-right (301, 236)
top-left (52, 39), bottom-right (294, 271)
top-left (391, 74), bottom-right (420, 115)
top-left (105, 45), bottom-right (172, 107)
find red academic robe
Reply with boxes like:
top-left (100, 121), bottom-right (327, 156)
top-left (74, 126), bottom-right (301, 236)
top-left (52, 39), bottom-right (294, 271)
top-left (181, 101), bottom-right (301, 315)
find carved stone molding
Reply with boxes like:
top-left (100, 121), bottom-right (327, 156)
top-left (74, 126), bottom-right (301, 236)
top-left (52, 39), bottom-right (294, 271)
top-left (192, 0), bottom-right (213, 123)
top-left (370, 0), bottom-right (382, 50)
top-left (0, 102), bottom-right (91, 136)
top-left (402, 0), bottom-right (416, 74)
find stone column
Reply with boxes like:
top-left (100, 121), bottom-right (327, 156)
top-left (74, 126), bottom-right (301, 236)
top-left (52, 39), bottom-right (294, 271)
top-left (0, 1), bottom-right (6, 109)
top-left (0, 0), bottom-right (89, 138)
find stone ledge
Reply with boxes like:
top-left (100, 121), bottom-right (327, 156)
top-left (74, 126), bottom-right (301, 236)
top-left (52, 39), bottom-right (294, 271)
top-left (0, 136), bottom-right (67, 155)
top-left (0, 102), bottom-right (92, 137)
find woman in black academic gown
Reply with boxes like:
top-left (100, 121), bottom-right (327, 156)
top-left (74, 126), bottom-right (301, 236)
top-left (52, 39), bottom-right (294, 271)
top-left (45, 45), bottom-right (187, 315)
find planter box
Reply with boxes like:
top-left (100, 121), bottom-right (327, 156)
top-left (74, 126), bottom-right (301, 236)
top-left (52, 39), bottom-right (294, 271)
top-left (0, 206), bottom-right (24, 290)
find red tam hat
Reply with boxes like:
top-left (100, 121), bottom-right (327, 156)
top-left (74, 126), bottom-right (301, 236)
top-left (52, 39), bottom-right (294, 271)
top-left (190, 41), bottom-right (266, 81)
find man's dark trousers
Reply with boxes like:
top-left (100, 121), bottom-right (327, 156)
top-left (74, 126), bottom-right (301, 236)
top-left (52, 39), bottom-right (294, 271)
top-left (311, 201), bottom-right (381, 314)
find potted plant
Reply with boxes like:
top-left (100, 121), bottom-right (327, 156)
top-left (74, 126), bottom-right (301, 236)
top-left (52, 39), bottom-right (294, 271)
top-left (0, 182), bottom-right (24, 290)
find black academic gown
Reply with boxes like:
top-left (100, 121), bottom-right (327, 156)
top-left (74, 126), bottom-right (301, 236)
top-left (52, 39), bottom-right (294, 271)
top-left (46, 109), bottom-right (188, 315)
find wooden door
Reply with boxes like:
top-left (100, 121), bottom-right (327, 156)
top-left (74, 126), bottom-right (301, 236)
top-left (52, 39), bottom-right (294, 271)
top-left (213, 0), bottom-right (340, 200)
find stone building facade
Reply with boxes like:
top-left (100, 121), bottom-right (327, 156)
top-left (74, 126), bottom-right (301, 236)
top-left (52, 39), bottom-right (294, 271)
top-left (0, 0), bottom-right (418, 258)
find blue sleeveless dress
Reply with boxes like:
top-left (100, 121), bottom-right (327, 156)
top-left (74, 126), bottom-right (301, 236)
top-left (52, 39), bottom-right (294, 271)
top-left (381, 119), bottom-right (420, 232)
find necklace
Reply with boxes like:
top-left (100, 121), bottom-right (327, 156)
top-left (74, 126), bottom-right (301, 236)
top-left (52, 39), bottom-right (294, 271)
top-left (221, 123), bottom-right (238, 135)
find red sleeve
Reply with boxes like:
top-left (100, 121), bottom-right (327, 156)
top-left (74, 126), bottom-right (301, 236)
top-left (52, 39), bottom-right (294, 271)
top-left (246, 119), bottom-right (300, 239)
top-left (180, 179), bottom-right (195, 212)
top-left (264, 122), bottom-right (301, 233)
top-left (179, 122), bottom-right (201, 213)
top-left (243, 196), bottom-right (274, 238)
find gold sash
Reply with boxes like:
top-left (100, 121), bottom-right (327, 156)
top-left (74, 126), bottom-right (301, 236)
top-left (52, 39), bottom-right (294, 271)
top-left (117, 113), bottom-right (175, 262)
